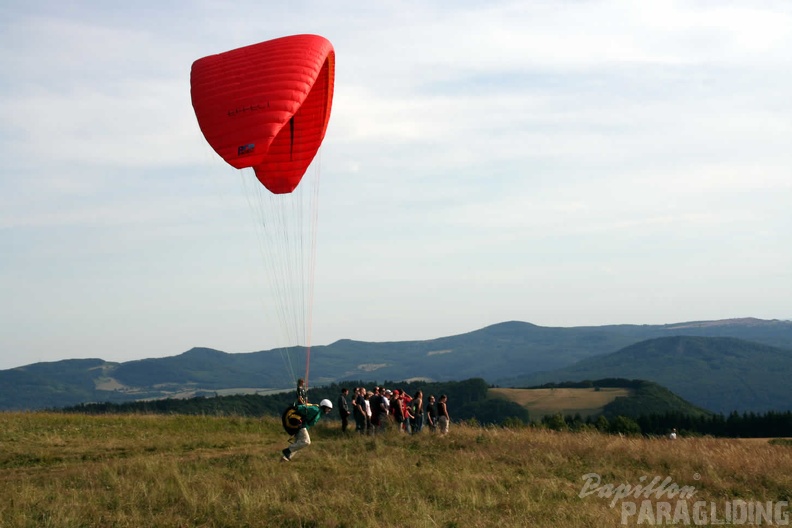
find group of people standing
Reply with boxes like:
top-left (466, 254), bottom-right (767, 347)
top-left (282, 381), bottom-right (450, 462)
top-left (338, 386), bottom-right (450, 435)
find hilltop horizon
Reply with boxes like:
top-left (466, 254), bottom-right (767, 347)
top-left (7, 316), bottom-right (790, 371)
top-left (2, 316), bottom-right (791, 412)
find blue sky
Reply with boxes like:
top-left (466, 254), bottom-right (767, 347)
top-left (1, 1), bottom-right (790, 370)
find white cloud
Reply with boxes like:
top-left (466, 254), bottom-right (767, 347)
top-left (0, 0), bottom-right (790, 370)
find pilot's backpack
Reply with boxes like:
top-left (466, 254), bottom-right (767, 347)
top-left (281, 405), bottom-right (304, 435)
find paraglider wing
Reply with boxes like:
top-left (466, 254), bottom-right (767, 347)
top-left (190, 34), bottom-right (335, 194)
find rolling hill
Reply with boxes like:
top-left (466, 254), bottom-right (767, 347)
top-left (1, 318), bottom-right (790, 411)
top-left (491, 379), bottom-right (710, 419)
top-left (509, 336), bottom-right (792, 414)
top-left (490, 386), bottom-right (631, 418)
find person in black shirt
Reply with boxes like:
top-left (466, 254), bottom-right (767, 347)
top-left (437, 394), bottom-right (450, 434)
top-left (426, 395), bottom-right (438, 432)
top-left (352, 387), bottom-right (366, 434)
top-left (337, 387), bottom-right (351, 433)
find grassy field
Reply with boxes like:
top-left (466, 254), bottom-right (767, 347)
top-left (1, 412), bottom-right (791, 527)
top-left (490, 387), bottom-right (632, 418)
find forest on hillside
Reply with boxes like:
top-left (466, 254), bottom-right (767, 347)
top-left (539, 409), bottom-right (792, 438)
top-left (63, 378), bottom-right (530, 426)
top-left (61, 378), bottom-right (792, 438)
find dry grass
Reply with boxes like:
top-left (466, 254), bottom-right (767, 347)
top-left (1, 412), bottom-right (791, 527)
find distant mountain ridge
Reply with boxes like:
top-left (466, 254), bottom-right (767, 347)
top-left (1, 317), bottom-right (790, 411)
top-left (510, 335), bottom-right (792, 414)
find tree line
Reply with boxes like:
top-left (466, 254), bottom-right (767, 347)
top-left (62, 377), bottom-right (792, 438)
top-left (61, 378), bottom-right (530, 426)
top-left (538, 410), bottom-right (792, 438)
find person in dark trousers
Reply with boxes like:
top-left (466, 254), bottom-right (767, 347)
top-left (437, 394), bottom-right (450, 434)
top-left (410, 390), bottom-right (424, 433)
top-left (426, 395), bottom-right (438, 432)
top-left (391, 390), bottom-right (406, 432)
top-left (281, 399), bottom-right (333, 462)
top-left (353, 387), bottom-right (367, 434)
top-left (370, 388), bottom-right (389, 433)
top-left (337, 387), bottom-right (351, 433)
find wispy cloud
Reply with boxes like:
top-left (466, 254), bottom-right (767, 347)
top-left (0, 0), bottom-right (790, 369)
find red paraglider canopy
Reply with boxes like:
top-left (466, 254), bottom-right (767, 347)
top-left (190, 34), bottom-right (335, 194)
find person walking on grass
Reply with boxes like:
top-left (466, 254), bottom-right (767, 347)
top-left (281, 399), bottom-right (333, 462)
top-left (437, 394), bottom-right (450, 435)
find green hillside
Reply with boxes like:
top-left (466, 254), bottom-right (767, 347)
top-left (65, 378), bottom-right (532, 427)
top-left (491, 379), bottom-right (710, 419)
top-left (512, 337), bottom-right (792, 414)
top-left (66, 377), bottom-right (706, 427)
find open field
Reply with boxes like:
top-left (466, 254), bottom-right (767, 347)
top-left (491, 387), bottom-right (632, 418)
top-left (1, 412), bottom-right (791, 527)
